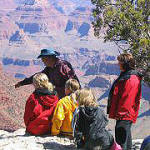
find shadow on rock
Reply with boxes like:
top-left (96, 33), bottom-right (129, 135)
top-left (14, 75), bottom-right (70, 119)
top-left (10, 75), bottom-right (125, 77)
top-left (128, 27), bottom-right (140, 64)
top-left (38, 142), bottom-right (76, 150)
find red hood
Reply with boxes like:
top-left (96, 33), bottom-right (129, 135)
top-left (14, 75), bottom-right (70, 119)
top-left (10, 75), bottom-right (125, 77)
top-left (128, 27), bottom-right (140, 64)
top-left (31, 93), bottom-right (58, 107)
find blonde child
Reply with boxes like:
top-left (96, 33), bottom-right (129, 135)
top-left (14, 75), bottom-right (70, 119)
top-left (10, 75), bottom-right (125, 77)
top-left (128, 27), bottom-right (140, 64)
top-left (73, 88), bottom-right (114, 150)
top-left (51, 79), bottom-right (80, 137)
top-left (24, 73), bottom-right (58, 135)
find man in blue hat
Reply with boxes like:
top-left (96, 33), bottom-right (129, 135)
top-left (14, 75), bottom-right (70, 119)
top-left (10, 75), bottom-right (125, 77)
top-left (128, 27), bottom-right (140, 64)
top-left (15, 48), bottom-right (80, 98)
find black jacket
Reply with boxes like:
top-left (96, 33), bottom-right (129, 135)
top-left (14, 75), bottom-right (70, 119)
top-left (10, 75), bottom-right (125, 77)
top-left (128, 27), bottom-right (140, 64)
top-left (74, 106), bottom-right (113, 149)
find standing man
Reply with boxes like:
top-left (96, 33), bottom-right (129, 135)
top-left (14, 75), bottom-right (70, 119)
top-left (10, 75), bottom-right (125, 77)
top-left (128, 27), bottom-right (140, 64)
top-left (107, 53), bottom-right (142, 150)
top-left (15, 48), bottom-right (80, 99)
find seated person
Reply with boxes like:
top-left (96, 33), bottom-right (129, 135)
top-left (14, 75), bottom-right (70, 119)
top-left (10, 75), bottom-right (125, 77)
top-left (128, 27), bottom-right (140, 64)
top-left (73, 88), bottom-right (114, 150)
top-left (24, 73), bottom-right (58, 135)
top-left (140, 135), bottom-right (150, 150)
top-left (51, 79), bottom-right (80, 137)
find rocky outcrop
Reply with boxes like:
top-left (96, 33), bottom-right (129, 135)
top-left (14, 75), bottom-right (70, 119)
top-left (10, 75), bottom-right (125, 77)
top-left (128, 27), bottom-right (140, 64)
top-left (65, 20), bottom-right (90, 37)
top-left (2, 58), bottom-right (30, 66)
top-left (0, 128), bottom-right (143, 150)
top-left (14, 73), bottom-right (26, 78)
top-left (0, 129), bottom-right (76, 150)
top-left (84, 62), bottom-right (119, 76)
top-left (88, 76), bottom-right (110, 88)
top-left (63, 2), bottom-right (92, 35)
top-left (0, 17), bottom-right (18, 40)
top-left (65, 20), bottom-right (73, 32)
top-left (0, 64), bottom-right (33, 131)
top-left (17, 23), bottom-right (40, 34)
top-left (78, 22), bottom-right (90, 37)
top-left (9, 31), bottom-right (23, 42)
top-left (2, 57), bottom-right (44, 67)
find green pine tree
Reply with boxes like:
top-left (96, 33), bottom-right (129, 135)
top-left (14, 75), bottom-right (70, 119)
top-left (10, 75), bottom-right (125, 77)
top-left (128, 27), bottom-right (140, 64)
top-left (91, 0), bottom-right (150, 85)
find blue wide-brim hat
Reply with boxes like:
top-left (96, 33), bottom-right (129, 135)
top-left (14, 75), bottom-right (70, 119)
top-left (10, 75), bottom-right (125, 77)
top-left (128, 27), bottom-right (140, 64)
top-left (37, 48), bottom-right (60, 59)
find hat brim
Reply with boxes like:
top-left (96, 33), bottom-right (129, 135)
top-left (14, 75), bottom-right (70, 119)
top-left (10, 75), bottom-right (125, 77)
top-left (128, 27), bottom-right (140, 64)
top-left (37, 54), bottom-right (44, 59)
top-left (37, 54), bottom-right (56, 59)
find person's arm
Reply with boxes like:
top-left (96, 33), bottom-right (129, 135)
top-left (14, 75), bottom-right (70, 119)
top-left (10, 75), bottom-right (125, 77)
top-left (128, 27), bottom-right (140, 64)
top-left (51, 102), bottom-right (65, 135)
top-left (15, 76), bottom-right (33, 88)
top-left (15, 67), bottom-right (48, 88)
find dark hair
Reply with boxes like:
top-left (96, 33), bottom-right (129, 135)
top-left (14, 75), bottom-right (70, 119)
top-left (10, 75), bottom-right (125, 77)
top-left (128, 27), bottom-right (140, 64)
top-left (117, 53), bottom-right (135, 70)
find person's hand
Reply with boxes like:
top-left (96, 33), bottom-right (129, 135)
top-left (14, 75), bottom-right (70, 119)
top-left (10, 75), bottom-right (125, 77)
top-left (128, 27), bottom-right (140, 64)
top-left (15, 82), bottom-right (21, 88)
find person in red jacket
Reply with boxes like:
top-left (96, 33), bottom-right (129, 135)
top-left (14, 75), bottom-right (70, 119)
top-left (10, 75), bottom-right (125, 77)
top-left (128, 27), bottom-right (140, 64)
top-left (107, 53), bottom-right (142, 150)
top-left (24, 73), bottom-right (58, 135)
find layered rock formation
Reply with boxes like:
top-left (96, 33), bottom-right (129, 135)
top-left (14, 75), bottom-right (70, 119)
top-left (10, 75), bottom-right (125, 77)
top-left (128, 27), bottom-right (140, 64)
top-left (0, 0), bottom-right (150, 140)
top-left (0, 63), bottom-right (33, 131)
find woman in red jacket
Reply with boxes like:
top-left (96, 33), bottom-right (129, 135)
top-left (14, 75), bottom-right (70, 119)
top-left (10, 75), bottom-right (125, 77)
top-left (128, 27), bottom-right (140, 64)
top-left (24, 73), bottom-right (58, 135)
top-left (107, 53), bottom-right (142, 150)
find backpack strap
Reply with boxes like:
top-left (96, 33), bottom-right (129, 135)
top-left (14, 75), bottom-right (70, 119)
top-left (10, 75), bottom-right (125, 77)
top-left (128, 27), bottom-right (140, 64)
top-left (72, 107), bottom-right (79, 137)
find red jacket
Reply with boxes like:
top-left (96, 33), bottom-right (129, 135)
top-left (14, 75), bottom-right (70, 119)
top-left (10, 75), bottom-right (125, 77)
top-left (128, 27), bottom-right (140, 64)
top-left (108, 70), bottom-right (142, 123)
top-left (24, 90), bottom-right (58, 135)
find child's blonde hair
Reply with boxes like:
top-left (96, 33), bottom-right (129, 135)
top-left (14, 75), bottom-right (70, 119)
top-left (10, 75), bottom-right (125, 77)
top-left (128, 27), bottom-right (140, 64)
top-left (65, 79), bottom-right (80, 93)
top-left (33, 73), bottom-right (54, 92)
top-left (74, 88), bottom-right (98, 107)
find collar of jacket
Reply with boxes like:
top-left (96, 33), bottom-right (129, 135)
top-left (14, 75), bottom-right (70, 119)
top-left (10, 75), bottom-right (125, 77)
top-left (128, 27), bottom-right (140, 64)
top-left (34, 88), bottom-right (57, 96)
top-left (118, 69), bottom-right (142, 81)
